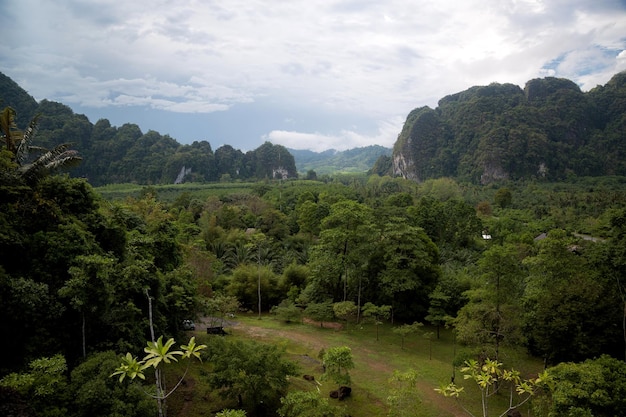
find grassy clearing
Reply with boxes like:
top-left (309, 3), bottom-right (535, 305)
top-left (164, 314), bottom-right (544, 417)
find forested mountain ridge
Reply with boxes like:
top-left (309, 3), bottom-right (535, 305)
top-left (288, 145), bottom-right (392, 175)
top-left (392, 72), bottom-right (626, 183)
top-left (0, 72), bottom-right (297, 186)
top-left (7, 70), bottom-right (626, 187)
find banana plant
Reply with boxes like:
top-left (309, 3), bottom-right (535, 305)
top-left (0, 106), bottom-right (81, 184)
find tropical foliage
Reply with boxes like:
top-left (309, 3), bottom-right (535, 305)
top-left (2, 71), bottom-right (626, 417)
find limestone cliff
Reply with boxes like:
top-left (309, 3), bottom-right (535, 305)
top-left (390, 73), bottom-right (626, 184)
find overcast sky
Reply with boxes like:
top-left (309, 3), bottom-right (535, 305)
top-left (2, 0), bottom-right (626, 152)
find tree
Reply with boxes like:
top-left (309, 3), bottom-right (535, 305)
top-left (333, 301), bottom-right (357, 330)
top-left (205, 293), bottom-right (240, 328)
top-left (308, 200), bottom-right (374, 302)
top-left (0, 106), bottom-right (81, 184)
top-left (523, 230), bottom-right (619, 363)
top-left (305, 169), bottom-right (317, 180)
top-left (425, 287), bottom-right (451, 339)
top-left (271, 299), bottom-right (303, 323)
top-left (0, 355), bottom-right (69, 417)
top-left (216, 410), bottom-right (247, 417)
top-left (279, 262), bottom-right (310, 299)
top-left (206, 338), bottom-right (298, 415)
top-left (70, 350), bottom-right (155, 417)
top-left (599, 208), bottom-right (626, 360)
top-left (393, 322), bottom-right (424, 350)
top-left (361, 302), bottom-right (391, 341)
top-left (533, 355), bottom-right (626, 417)
top-left (387, 369), bottom-right (421, 417)
top-left (322, 346), bottom-right (354, 387)
top-left (227, 263), bottom-right (280, 313)
top-left (278, 390), bottom-right (344, 417)
top-left (111, 336), bottom-right (207, 417)
top-left (59, 254), bottom-right (116, 358)
top-left (304, 301), bottom-right (335, 327)
top-left (435, 358), bottom-right (545, 417)
top-left (455, 243), bottom-right (524, 361)
top-left (296, 200), bottom-right (329, 236)
top-left (250, 232), bottom-right (268, 319)
top-left (0, 106), bottom-right (31, 156)
top-left (376, 218), bottom-right (440, 321)
top-left (494, 187), bottom-right (512, 209)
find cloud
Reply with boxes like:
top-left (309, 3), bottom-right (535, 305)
top-left (2, 0), bottom-right (626, 149)
top-left (265, 116), bottom-right (403, 152)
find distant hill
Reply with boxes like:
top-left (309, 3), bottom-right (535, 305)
top-left (289, 145), bottom-right (392, 175)
top-left (391, 72), bottom-right (626, 184)
top-left (6, 69), bottom-right (626, 186)
top-left (0, 72), bottom-right (297, 186)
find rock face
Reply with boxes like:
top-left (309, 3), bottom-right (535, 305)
top-left (391, 73), bottom-right (626, 184)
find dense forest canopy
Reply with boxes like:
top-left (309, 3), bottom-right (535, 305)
top-left (1, 71), bottom-right (626, 417)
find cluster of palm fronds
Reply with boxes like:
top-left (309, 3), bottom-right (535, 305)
top-left (0, 106), bottom-right (81, 183)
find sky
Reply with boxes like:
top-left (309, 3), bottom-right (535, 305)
top-left (2, 0), bottom-right (626, 152)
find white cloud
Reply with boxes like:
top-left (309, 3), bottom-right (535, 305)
top-left (265, 116), bottom-right (403, 152)
top-left (2, 0), bottom-right (626, 149)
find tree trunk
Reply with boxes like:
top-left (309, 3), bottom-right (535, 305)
top-left (622, 300), bottom-right (626, 361)
top-left (257, 249), bottom-right (262, 320)
top-left (357, 276), bottom-right (362, 324)
top-left (146, 289), bottom-right (166, 417)
top-left (81, 311), bottom-right (86, 358)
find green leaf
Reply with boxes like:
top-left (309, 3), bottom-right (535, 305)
top-left (110, 353), bottom-right (146, 382)
top-left (143, 336), bottom-right (184, 368)
top-left (180, 336), bottom-right (207, 361)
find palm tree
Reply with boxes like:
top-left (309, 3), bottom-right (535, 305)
top-left (0, 106), bottom-right (81, 183)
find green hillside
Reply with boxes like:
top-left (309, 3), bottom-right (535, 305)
top-left (392, 72), bottom-right (626, 183)
top-left (289, 145), bottom-right (392, 175)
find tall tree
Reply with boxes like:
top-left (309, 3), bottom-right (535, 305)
top-left (59, 254), bottom-right (116, 358)
top-left (523, 229), bottom-right (618, 363)
top-left (600, 208), bottom-right (626, 360)
top-left (455, 243), bottom-right (524, 361)
top-left (376, 217), bottom-right (441, 321)
top-left (307, 200), bottom-right (374, 302)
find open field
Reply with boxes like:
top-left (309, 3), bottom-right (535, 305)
top-left (167, 314), bottom-right (545, 417)
top-left (95, 182), bottom-right (257, 201)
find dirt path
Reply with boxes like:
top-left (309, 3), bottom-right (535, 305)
top-left (229, 318), bottom-right (467, 417)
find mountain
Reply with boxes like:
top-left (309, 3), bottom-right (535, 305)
top-left (6, 70), bottom-right (626, 186)
top-left (289, 145), bottom-right (392, 175)
top-left (0, 72), bottom-right (297, 186)
top-left (391, 72), bottom-right (626, 184)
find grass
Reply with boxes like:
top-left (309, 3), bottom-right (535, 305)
top-left (95, 182), bottom-right (256, 202)
top-left (163, 314), bottom-right (544, 417)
